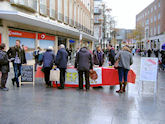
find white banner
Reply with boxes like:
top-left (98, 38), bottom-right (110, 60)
top-left (140, 57), bottom-right (158, 82)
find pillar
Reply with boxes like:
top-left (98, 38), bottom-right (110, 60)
top-left (35, 33), bottom-right (39, 50)
top-left (2, 23), bottom-right (9, 50)
top-left (55, 36), bottom-right (58, 54)
top-left (66, 38), bottom-right (70, 49)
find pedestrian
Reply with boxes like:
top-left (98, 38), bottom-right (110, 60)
top-left (33, 47), bottom-right (41, 71)
top-left (154, 49), bottom-right (159, 58)
top-left (132, 47), bottom-right (136, 56)
top-left (115, 45), bottom-right (133, 93)
top-left (107, 44), bottom-right (115, 66)
top-left (147, 49), bottom-right (152, 57)
top-left (7, 40), bottom-right (26, 87)
top-left (55, 44), bottom-right (68, 89)
top-left (93, 45), bottom-right (104, 67)
top-left (0, 43), bottom-right (10, 91)
top-left (75, 46), bottom-right (93, 91)
top-left (42, 46), bottom-right (55, 87)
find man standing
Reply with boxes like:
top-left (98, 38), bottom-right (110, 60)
top-left (107, 45), bottom-right (115, 66)
top-left (7, 40), bottom-right (26, 87)
top-left (55, 44), bottom-right (68, 89)
top-left (147, 49), bottom-right (152, 57)
top-left (75, 46), bottom-right (93, 91)
top-left (93, 45), bottom-right (104, 67)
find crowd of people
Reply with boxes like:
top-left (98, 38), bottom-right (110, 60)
top-left (0, 39), bottom-right (133, 93)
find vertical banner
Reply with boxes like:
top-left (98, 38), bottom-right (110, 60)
top-left (140, 57), bottom-right (158, 82)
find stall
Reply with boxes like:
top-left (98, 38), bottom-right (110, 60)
top-left (35, 67), bottom-right (136, 87)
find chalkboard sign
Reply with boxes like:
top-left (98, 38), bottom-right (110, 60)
top-left (21, 65), bottom-right (34, 82)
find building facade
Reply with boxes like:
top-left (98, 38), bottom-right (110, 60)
top-left (0, 0), bottom-right (96, 61)
top-left (136, 0), bottom-right (165, 50)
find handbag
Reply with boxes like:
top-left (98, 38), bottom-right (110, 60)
top-left (50, 68), bottom-right (60, 81)
top-left (114, 56), bottom-right (120, 69)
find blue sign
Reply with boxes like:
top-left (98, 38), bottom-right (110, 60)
top-left (69, 40), bottom-right (75, 43)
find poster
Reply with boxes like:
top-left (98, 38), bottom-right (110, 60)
top-left (140, 57), bottom-right (158, 82)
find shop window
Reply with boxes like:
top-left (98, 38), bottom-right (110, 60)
top-left (50, 0), bottom-right (55, 19)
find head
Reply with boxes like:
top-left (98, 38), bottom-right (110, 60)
top-left (122, 45), bottom-right (131, 53)
top-left (0, 43), bottom-right (6, 51)
top-left (96, 45), bottom-right (101, 52)
top-left (37, 46), bottom-right (41, 50)
top-left (59, 44), bottom-right (65, 49)
top-left (15, 40), bottom-right (21, 47)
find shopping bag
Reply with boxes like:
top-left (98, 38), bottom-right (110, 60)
top-left (50, 69), bottom-right (60, 81)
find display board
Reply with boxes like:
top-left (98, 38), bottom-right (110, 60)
top-left (140, 57), bottom-right (158, 82)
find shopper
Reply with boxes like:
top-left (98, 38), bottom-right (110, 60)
top-left (42, 46), bottom-right (55, 87)
top-left (7, 40), bottom-right (26, 87)
top-left (115, 45), bottom-right (133, 93)
top-left (107, 44), bottom-right (115, 66)
top-left (55, 44), bottom-right (68, 89)
top-left (147, 49), bottom-right (152, 57)
top-left (0, 43), bottom-right (10, 91)
top-left (33, 47), bottom-right (41, 71)
top-left (75, 46), bottom-right (93, 90)
top-left (93, 45), bottom-right (104, 67)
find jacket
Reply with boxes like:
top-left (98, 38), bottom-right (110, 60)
top-left (42, 50), bottom-right (56, 68)
top-left (0, 50), bottom-right (10, 73)
top-left (93, 51), bottom-right (104, 66)
top-left (75, 47), bottom-right (93, 71)
top-left (7, 46), bottom-right (26, 64)
top-left (108, 49), bottom-right (115, 63)
top-left (55, 48), bottom-right (68, 69)
top-left (115, 47), bottom-right (133, 70)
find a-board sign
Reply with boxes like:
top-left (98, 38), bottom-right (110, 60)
top-left (21, 65), bottom-right (33, 82)
top-left (140, 57), bottom-right (158, 82)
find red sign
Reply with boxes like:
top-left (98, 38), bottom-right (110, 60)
top-left (38, 33), bottom-right (55, 41)
top-left (9, 29), bottom-right (36, 39)
top-left (0, 34), bottom-right (1, 44)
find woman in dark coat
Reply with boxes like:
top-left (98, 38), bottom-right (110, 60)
top-left (0, 43), bottom-right (10, 91)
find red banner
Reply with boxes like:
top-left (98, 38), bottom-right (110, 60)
top-left (9, 29), bottom-right (36, 39)
top-left (0, 34), bottom-right (1, 44)
top-left (38, 33), bottom-right (55, 41)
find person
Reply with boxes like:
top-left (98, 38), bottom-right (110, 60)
top-left (0, 43), bottom-right (10, 91)
top-left (115, 45), bottom-right (133, 93)
top-left (33, 47), bottom-right (41, 71)
top-left (7, 40), bottom-right (26, 87)
top-left (55, 44), bottom-right (68, 89)
top-left (132, 47), bottom-right (136, 56)
top-left (147, 49), bottom-right (152, 57)
top-left (75, 46), bottom-right (93, 91)
top-left (154, 49), bottom-right (159, 58)
top-left (107, 44), bottom-right (115, 66)
top-left (93, 45), bottom-right (104, 67)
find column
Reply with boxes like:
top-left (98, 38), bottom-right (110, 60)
top-left (66, 38), bottom-right (70, 49)
top-left (35, 33), bottom-right (39, 50)
top-left (75, 40), bottom-right (79, 49)
top-left (55, 36), bottom-right (58, 54)
top-left (2, 23), bottom-right (9, 50)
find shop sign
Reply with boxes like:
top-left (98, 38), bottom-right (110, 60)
top-left (38, 33), bottom-right (55, 41)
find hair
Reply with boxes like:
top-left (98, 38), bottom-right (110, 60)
top-left (0, 43), bottom-right (6, 50)
top-left (60, 44), bottom-right (65, 49)
top-left (16, 40), bottom-right (21, 43)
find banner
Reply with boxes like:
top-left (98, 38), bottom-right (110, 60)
top-left (140, 57), bottom-right (158, 82)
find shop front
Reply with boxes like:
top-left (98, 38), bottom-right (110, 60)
top-left (58, 37), bottom-right (67, 47)
top-left (9, 29), bottom-right (36, 60)
top-left (38, 33), bottom-right (55, 50)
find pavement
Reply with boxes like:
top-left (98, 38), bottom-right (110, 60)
top-left (0, 55), bottom-right (165, 124)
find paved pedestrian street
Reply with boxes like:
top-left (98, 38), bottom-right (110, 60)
top-left (0, 55), bottom-right (165, 124)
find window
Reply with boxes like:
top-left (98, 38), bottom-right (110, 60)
top-left (77, 5), bottom-right (79, 24)
top-left (151, 16), bottom-right (153, 23)
top-left (69, 0), bottom-right (73, 24)
top-left (154, 4), bottom-right (157, 10)
top-left (151, 7), bottom-right (153, 13)
top-left (74, 2), bottom-right (76, 26)
top-left (50, 0), bottom-right (55, 18)
top-left (154, 25), bottom-right (156, 35)
top-left (154, 15), bottom-right (157, 22)
top-left (58, 0), bottom-right (62, 21)
top-left (158, 1), bottom-right (160, 8)
top-left (146, 19), bottom-right (149, 25)
top-left (150, 27), bottom-right (153, 36)
top-left (40, 0), bottom-right (47, 15)
top-left (158, 13), bottom-right (160, 20)
top-left (64, 0), bottom-right (68, 23)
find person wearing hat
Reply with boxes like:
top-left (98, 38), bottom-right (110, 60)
top-left (42, 46), bottom-right (56, 87)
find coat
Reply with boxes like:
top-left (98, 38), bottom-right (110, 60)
top-left (55, 48), bottom-right (68, 69)
top-left (75, 47), bottom-right (93, 71)
top-left (108, 49), bottom-right (115, 65)
top-left (42, 50), bottom-right (56, 68)
top-left (7, 46), bottom-right (26, 64)
top-left (93, 51), bottom-right (104, 66)
top-left (0, 50), bottom-right (10, 73)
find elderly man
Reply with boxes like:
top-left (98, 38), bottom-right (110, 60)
top-left (55, 44), bottom-right (68, 89)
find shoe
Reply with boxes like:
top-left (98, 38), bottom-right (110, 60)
top-left (58, 86), bottom-right (64, 89)
top-left (12, 79), bottom-right (15, 86)
top-left (2, 87), bottom-right (9, 91)
top-left (116, 83), bottom-right (123, 93)
top-left (16, 83), bottom-right (20, 87)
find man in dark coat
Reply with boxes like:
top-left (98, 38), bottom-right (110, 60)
top-left (107, 44), bottom-right (115, 66)
top-left (93, 45), bottom-right (104, 67)
top-left (147, 49), bottom-right (152, 57)
top-left (42, 46), bottom-right (56, 87)
top-left (75, 47), bottom-right (93, 90)
top-left (55, 44), bottom-right (68, 89)
top-left (7, 40), bottom-right (26, 87)
top-left (0, 43), bottom-right (10, 91)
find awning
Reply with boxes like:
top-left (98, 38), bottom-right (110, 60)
top-left (0, 10), bottom-right (97, 41)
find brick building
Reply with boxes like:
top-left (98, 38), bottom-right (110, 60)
top-left (136, 0), bottom-right (165, 50)
top-left (0, 0), bottom-right (96, 62)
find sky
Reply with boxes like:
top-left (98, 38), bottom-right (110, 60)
top-left (104, 0), bottom-right (154, 29)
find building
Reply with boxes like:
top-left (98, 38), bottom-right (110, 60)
top-left (0, 0), bottom-right (96, 61)
top-left (136, 0), bottom-right (165, 50)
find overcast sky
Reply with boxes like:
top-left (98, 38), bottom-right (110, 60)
top-left (103, 0), bottom-right (154, 29)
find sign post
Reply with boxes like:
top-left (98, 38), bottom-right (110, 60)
top-left (140, 57), bottom-right (158, 94)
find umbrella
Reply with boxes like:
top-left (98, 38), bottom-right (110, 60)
top-left (162, 44), bottom-right (165, 50)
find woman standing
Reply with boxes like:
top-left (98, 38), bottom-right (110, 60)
top-left (115, 45), bottom-right (133, 93)
top-left (0, 43), bottom-right (10, 91)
